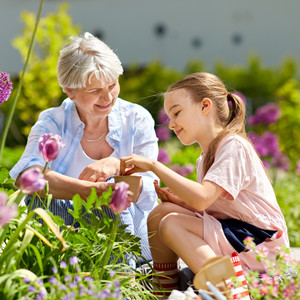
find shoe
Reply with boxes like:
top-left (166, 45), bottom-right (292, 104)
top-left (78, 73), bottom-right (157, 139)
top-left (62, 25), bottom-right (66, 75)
top-left (193, 256), bottom-right (235, 290)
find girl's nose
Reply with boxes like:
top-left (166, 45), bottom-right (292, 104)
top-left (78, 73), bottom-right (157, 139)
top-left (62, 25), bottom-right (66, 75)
top-left (168, 119), bottom-right (175, 130)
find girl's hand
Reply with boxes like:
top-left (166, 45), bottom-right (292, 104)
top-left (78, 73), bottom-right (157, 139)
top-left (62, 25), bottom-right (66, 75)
top-left (154, 180), bottom-right (178, 203)
top-left (120, 154), bottom-right (153, 175)
top-left (154, 180), bottom-right (197, 212)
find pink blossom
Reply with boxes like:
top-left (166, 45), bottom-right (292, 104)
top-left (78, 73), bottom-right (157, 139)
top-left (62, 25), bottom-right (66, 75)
top-left (260, 274), bottom-right (273, 285)
top-left (110, 182), bottom-right (131, 214)
top-left (282, 285), bottom-right (296, 297)
top-left (255, 245), bottom-right (269, 258)
top-left (39, 133), bottom-right (65, 162)
top-left (0, 192), bottom-right (18, 227)
top-left (259, 284), bottom-right (269, 295)
top-left (20, 168), bottom-right (46, 194)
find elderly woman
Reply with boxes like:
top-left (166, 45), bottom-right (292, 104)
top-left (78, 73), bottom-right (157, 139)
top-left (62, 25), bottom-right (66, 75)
top-left (9, 32), bottom-right (158, 266)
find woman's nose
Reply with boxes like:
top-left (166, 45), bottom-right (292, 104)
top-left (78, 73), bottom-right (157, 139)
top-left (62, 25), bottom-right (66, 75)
top-left (101, 91), bottom-right (112, 103)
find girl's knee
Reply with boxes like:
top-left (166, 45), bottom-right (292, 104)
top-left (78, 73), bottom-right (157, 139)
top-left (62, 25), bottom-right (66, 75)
top-left (147, 202), bottom-right (178, 228)
top-left (158, 213), bottom-right (180, 244)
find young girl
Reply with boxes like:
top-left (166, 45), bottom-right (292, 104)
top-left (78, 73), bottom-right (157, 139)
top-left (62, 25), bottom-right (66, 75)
top-left (120, 72), bottom-right (289, 296)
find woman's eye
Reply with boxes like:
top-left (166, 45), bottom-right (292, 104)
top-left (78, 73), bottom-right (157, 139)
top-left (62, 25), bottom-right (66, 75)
top-left (109, 84), bottom-right (116, 89)
top-left (174, 111), bottom-right (181, 116)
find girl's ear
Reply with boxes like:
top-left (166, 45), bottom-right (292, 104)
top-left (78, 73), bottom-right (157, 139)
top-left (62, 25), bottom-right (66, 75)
top-left (201, 98), bottom-right (212, 115)
top-left (64, 87), bottom-right (76, 100)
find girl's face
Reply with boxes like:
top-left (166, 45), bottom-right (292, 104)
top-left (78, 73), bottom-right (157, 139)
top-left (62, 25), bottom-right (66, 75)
top-left (164, 88), bottom-right (204, 146)
top-left (66, 75), bottom-right (120, 122)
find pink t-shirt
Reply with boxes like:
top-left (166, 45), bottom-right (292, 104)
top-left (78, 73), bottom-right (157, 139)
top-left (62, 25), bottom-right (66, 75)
top-left (196, 135), bottom-right (289, 272)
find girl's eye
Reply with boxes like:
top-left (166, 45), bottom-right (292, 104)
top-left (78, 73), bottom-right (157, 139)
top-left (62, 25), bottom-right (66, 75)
top-left (174, 110), bottom-right (181, 117)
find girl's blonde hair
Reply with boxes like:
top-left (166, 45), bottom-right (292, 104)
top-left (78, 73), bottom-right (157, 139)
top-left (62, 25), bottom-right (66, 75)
top-left (166, 72), bottom-right (248, 178)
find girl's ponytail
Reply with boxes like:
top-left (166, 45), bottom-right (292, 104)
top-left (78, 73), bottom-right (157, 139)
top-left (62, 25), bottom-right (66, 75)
top-left (226, 92), bottom-right (246, 136)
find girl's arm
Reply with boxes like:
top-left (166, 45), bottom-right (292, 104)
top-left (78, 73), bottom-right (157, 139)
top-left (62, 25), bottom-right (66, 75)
top-left (120, 154), bottom-right (224, 211)
top-left (15, 166), bottom-right (114, 201)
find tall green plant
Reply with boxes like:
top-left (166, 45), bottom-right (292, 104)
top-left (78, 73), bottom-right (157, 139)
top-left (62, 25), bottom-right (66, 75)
top-left (0, 0), bottom-right (44, 162)
top-left (12, 3), bottom-right (80, 136)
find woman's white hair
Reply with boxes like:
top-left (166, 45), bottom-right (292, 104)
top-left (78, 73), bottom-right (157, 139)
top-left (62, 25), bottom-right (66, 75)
top-left (57, 32), bottom-right (123, 90)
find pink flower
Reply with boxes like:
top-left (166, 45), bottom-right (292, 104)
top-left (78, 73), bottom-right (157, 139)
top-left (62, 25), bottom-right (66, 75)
top-left (259, 284), bottom-right (269, 295)
top-left (0, 192), bottom-right (18, 227)
top-left (244, 236), bottom-right (256, 250)
top-left (20, 168), bottom-right (46, 194)
top-left (255, 245), bottom-right (269, 258)
top-left (260, 274), bottom-right (273, 285)
top-left (39, 133), bottom-right (65, 162)
top-left (282, 285), bottom-right (296, 297)
top-left (110, 182), bottom-right (131, 214)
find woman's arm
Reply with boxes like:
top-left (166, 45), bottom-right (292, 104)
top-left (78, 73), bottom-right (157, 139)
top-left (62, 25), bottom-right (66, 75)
top-left (120, 154), bottom-right (224, 211)
top-left (15, 165), bottom-right (114, 201)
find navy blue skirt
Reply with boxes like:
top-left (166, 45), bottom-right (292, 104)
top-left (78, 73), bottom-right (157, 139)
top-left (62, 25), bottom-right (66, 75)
top-left (218, 218), bottom-right (277, 253)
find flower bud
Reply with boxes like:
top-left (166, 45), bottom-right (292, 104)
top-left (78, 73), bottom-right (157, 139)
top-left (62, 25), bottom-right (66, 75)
top-left (110, 182), bottom-right (131, 214)
top-left (39, 133), bottom-right (64, 162)
top-left (20, 168), bottom-right (46, 194)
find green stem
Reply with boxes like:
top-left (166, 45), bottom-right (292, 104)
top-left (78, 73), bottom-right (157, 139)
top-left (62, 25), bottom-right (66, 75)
top-left (98, 214), bottom-right (120, 280)
top-left (0, 0), bottom-right (45, 162)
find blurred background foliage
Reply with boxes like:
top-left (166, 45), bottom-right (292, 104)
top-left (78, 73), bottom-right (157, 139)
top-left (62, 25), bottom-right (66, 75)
top-left (1, 3), bottom-right (300, 246)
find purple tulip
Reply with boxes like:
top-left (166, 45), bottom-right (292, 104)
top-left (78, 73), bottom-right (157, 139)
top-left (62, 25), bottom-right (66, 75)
top-left (156, 126), bottom-right (171, 141)
top-left (110, 182), bottom-right (131, 214)
top-left (20, 168), bottom-right (46, 194)
top-left (0, 72), bottom-right (13, 104)
top-left (39, 133), bottom-right (65, 162)
top-left (158, 149), bottom-right (171, 164)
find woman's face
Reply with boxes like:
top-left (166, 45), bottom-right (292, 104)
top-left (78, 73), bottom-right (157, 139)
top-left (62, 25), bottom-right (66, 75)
top-left (67, 75), bottom-right (120, 121)
top-left (164, 88), bottom-right (203, 146)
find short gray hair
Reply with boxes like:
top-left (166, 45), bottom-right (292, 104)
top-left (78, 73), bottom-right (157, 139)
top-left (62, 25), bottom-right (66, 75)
top-left (57, 32), bottom-right (123, 90)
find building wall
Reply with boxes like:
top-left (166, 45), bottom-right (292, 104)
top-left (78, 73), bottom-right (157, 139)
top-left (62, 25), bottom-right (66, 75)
top-left (1, 0), bottom-right (300, 75)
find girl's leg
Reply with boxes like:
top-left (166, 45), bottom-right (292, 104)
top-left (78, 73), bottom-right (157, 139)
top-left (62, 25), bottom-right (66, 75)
top-left (158, 212), bottom-right (216, 274)
top-left (147, 202), bottom-right (197, 297)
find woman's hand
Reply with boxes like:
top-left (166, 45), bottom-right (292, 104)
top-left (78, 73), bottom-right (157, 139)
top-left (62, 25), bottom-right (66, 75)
top-left (79, 157), bottom-right (120, 182)
top-left (120, 154), bottom-right (154, 175)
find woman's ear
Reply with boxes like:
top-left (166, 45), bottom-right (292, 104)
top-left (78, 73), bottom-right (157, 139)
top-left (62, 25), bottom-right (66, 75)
top-left (64, 87), bottom-right (76, 100)
top-left (201, 98), bottom-right (212, 115)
